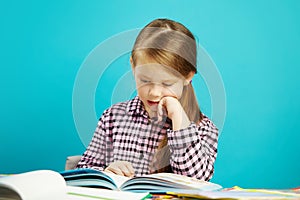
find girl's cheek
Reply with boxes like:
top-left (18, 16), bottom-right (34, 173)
top-left (167, 86), bottom-right (181, 98)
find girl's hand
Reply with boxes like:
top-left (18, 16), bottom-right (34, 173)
top-left (157, 96), bottom-right (191, 131)
top-left (104, 161), bottom-right (135, 177)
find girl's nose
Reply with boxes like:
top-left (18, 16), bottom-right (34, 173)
top-left (148, 84), bottom-right (162, 98)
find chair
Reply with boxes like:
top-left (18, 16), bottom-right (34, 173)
top-left (65, 155), bottom-right (82, 170)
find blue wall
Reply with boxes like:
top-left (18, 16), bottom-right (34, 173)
top-left (1, 1), bottom-right (299, 189)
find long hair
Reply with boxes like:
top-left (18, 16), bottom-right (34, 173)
top-left (131, 18), bottom-right (203, 173)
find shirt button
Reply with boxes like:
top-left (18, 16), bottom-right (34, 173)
top-left (139, 153), bottom-right (144, 159)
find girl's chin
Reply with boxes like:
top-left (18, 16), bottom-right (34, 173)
top-left (147, 104), bottom-right (158, 112)
top-left (144, 105), bottom-right (159, 116)
top-left (141, 99), bottom-right (159, 112)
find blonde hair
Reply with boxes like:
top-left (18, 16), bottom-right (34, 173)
top-left (131, 18), bottom-right (203, 173)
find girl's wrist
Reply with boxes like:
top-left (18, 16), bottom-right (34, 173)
top-left (171, 108), bottom-right (191, 131)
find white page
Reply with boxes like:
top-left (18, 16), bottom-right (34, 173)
top-left (67, 186), bottom-right (149, 200)
top-left (0, 170), bottom-right (67, 200)
top-left (142, 173), bottom-right (222, 191)
top-left (101, 171), bottom-right (129, 189)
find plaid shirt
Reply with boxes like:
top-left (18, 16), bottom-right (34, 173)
top-left (77, 96), bottom-right (218, 181)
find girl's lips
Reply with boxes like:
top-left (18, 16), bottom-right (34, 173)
top-left (147, 100), bottom-right (159, 106)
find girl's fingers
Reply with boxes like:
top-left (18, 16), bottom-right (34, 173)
top-left (105, 167), bottom-right (124, 176)
top-left (118, 164), bottom-right (132, 177)
top-left (157, 98), bottom-right (166, 121)
top-left (121, 163), bottom-right (135, 177)
top-left (157, 100), bottom-right (163, 116)
top-left (125, 162), bottom-right (135, 175)
top-left (125, 162), bottom-right (134, 174)
top-left (105, 161), bottom-right (135, 177)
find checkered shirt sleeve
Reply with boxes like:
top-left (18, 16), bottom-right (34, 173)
top-left (76, 109), bottom-right (111, 171)
top-left (167, 116), bottom-right (219, 181)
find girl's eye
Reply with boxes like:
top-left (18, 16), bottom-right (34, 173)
top-left (162, 83), bottom-right (173, 87)
top-left (140, 79), bottom-right (150, 83)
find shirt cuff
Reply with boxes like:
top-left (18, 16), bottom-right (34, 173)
top-left (167, 122), bottom-right (200, 150)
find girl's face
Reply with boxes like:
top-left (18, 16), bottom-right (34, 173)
top-left (132, 57), bottom-right (192, 116)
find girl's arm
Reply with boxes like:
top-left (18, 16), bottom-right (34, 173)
top-left (76, 110), bottom-right (111, 171)
top-left (158, 96), bottom-right (218, 180)
top-left (76, 106), bottom-right (135, 177)
top-left (167, 116), bottom-right (219, 181)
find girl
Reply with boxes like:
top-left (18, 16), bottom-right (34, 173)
top-left (77, 18), bottom-right (218, 181)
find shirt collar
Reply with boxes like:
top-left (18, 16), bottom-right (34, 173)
top-left (126, 96), bottom-right (172, 126)
top-left (126, 96), bottom-right (149, 118)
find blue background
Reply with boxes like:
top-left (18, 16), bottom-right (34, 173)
top-left (1, 1), bottom-right (299, 189)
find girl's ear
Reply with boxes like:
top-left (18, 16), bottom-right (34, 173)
top-left (184, 71), bottom-right (195, 85)
top-left (130, 56), bottom-right (135, 76)
top-left (130, 56), bottom-right (134, 68)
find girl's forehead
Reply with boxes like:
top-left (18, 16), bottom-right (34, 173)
top-left (134, 63), bottom-right (183, 80)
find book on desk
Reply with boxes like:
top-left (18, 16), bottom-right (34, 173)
top-left (0, 168), bottom-right (220, 200)
top-left (60, 168), bottom-right (222, 192)
top-left (1, 168), bottom-right (300, 200)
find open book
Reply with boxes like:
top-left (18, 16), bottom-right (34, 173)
top-left (0, 170), bottom-right (149, 200)
top-left (60, 168), bottom-right (222, 193)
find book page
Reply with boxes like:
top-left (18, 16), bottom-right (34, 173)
top-left (102, 171), bottom-right (129, 189)
top-left (0, 170), bottom-right (67, 200)
top-left (139, 173), bottom-right (222, 191)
